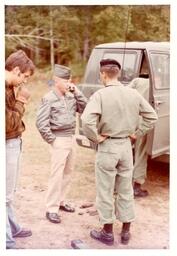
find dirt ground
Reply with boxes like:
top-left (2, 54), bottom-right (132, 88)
top-left (13, 75), bottom-right (169, 250)
top-left (14, 127), bottom-right (169, 250)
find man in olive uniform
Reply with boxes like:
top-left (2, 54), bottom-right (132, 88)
top-left (81, 59), bottom-right (158, 245)
top-left (128, 77), bottom-right (150, 197)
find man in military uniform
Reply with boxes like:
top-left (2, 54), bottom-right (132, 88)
top-left (36, 64), bottom-right (87, 223)
top-left (81, 59), bottom-right (158, 245)
top-left (128, 77), bottom-right (150, 197)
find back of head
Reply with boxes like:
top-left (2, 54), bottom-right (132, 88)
top-left (100, 59), bottom-right (121, 79)
top-left (5, 50), bottom-right (35, 75)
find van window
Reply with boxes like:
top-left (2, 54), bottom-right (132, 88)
top-left (103, 51), bottom-right (139, 83)
top-left (150, 52), bottom-right (170, 89)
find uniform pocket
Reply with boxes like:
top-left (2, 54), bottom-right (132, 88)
top-left (98, 139), bottom-right (118, 154)
top-left (96, 151), bottom-right (118, 171)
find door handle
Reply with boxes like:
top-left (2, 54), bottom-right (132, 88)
top-left (156, 100), bottom-right (164, 105)
top-left (155, 100), bottom-right (164, 110)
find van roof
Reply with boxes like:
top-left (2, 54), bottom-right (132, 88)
top-left (95, 41), bottom-right (170, 51)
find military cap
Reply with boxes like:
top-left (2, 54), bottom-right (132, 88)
top-left (47, 64), bottom-right (71, 86)
top-left (100, 59), bottom-right (121, 70)
top-left (54, 64), bottom-right (71, 79)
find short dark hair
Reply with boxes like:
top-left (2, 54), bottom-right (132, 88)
top-left (5, 50), bottom-right (35, 75)
top-left (100, 59), bottom-right (121, 70)
top-left (100, 58), bottom-right (121, 78)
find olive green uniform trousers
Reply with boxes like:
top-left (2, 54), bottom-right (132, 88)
top-left (95, 138), bottom-right (135, 225)
top-left (128, 78), bottom-right (149, 185)
top-left (133, 134), bottom-right (148, 184)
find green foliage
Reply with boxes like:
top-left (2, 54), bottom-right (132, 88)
top-left (93, 6), bottom-right (129, 44)
top-left (128, 5), bottom-right (170, 41)
top-left (5, 5), bottom-right (170, 77)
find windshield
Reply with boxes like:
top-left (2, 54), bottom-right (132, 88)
top-left (84, 48), bottom-right (142, 84)
top-left (150, 52), bottom-right (170, 89)
top-left (102, 51), bottom-right (139, 83)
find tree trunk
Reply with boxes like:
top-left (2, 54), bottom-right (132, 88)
top-left (83, 15), bottom-right (90, 61)
top-left (50, 7), bottom-right (54, 71)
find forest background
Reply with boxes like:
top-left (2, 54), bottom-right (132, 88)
top-left (5, 5), bottom-right (170, 79)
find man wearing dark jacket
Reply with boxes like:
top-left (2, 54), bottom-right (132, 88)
top-left (5, 50), bottom-right (35, 249)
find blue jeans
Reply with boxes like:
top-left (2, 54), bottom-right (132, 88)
top-left (6, 137), bottom-right (22, 249)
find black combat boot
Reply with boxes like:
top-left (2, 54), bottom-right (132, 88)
top-left (121, 222), bottom-right (131, 245)
top-left (133, 182), bottom-right (149, 197)
top-left (90, 223), bottom-right (114, 245)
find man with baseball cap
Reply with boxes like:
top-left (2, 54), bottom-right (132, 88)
top-left (36, 64), bottom-right (87, 223)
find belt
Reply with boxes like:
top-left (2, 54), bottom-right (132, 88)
top-left (107, 136), bottom-right (129, 139)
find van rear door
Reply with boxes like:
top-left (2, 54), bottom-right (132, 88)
top-left (77, 48), bottom-right (143, 148)
top-left (146, 50), bottom-right (170, 158)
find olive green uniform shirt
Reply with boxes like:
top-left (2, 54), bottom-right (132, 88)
top-left (81, 82), bottom-right (157, 143)
top-left (128, 77), bottom-right (149, 100)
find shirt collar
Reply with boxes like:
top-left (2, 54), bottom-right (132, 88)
top-left (106, 81), bottom-right (122, 87)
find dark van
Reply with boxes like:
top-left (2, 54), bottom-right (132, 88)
top-left (76, 42), bottom-right (170, 161)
